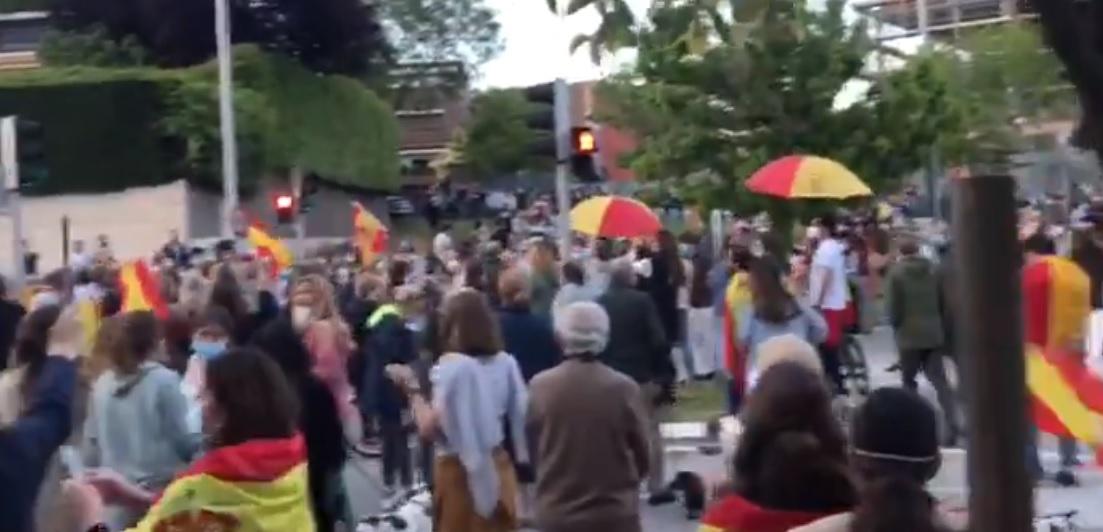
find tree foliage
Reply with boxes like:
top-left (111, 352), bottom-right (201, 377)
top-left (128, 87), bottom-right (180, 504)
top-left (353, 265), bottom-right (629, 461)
top-left (380, 0), bottom-right (502, 77)
top-left (48, 0), bottom-right (391, 77)
top-left (457, 89), bottom-right (548, 179)
top-left (920, 23), bottom-right (1075, 158)
top-left (595, 0), bottom-right (965, 215)
top-left (1036, 0), bottom-right (1103, 159)
top-left (39, 26), bottom-right (150, 67)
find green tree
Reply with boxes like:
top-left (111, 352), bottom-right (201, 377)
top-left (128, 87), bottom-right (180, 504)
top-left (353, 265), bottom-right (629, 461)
top-left (1036, 0), bottom-right (1103, 159)
top-left (456, 89), bottom-right (547, 179)
top-left (39, 26), bottom-right (150, 67)
top-left (595, 0), bottom-right (964, 218)
top-left (380, 0), bottom-right (502, 76)
top-left (922, 22), bottom-right (1075, 159)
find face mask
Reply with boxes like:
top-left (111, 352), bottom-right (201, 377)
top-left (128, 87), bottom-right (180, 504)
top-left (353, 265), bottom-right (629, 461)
top-left (192, 339), bottom-right (228, 361)
top-left (291, 305), bottom-right (313, 331)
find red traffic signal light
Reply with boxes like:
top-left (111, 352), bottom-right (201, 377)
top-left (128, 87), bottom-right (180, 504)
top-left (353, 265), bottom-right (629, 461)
top-left (275, 194), bottom-right (295, 223)
top-left (571, 127), bottom-right (597, 155)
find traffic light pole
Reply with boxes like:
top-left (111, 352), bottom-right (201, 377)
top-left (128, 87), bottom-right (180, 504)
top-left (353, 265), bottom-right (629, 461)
top-left (553, 78), bottom-right (572, 259)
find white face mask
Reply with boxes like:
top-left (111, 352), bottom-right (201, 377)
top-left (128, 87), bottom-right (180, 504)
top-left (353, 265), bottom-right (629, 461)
top-left (291, 305), bottom-right (313, 331)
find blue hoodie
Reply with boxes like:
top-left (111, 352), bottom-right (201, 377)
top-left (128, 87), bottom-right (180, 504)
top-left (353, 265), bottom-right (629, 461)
top-left (0, 357), bottom-right (76, 532)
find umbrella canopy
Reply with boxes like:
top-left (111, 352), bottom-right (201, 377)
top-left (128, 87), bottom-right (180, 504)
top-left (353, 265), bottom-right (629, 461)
top-left (571, 196), bottom-right (662, 238)
top-left (746, 155), bottom-right (872, 199)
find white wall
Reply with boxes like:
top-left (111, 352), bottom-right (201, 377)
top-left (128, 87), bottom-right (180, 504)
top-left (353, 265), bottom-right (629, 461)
top-left (0, 181), bottom-right (189, 276)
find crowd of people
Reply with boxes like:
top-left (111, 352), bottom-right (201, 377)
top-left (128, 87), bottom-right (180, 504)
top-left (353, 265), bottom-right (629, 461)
top-left (2, 194), bottom-right (1100, 532)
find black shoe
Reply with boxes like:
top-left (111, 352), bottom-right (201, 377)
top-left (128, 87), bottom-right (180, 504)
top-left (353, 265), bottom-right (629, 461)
top-left (1053, 470), bottom-right (1079, 488)
top-left (648, 490), bottom-right (677, 506)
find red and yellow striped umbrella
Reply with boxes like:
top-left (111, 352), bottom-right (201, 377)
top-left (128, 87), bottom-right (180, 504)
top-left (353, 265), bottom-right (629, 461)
top-left (570, 196), bottom-right (661, 238)
top-left (745, 155), bottom-right (872, 199)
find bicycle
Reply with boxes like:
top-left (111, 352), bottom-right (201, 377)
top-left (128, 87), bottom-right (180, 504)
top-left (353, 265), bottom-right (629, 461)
top-left (1034, 510), bottom-right (1080, 532)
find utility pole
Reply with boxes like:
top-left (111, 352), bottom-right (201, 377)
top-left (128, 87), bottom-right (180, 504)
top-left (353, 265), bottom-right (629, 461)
top-left (1, 117), bottom-right (23, 286)
top-left (216, 0), bottom-right (239, 238)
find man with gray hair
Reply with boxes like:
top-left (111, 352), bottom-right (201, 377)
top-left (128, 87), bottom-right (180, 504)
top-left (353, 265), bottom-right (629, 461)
top-left (526, 302), bottom-right (651, 532)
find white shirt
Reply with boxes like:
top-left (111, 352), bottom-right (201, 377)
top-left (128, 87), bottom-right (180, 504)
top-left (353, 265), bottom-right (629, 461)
top-left (432, 232), bottom-right (453, 260)
top-left (810, 238), bottom-right (850, 311)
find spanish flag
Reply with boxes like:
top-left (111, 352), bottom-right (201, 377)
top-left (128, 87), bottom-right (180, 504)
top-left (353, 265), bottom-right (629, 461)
top-left (698, 494), bottom-right (837, 532)
top-left (1023, 256), bottom-right (1103, 458)
top-left (247, 222), bottom-right (293, 277)
top-left (118, 260), bottom-right (169, 320)
top-left (353, 201), bottom-right (388, 266)
top-left (128, 434), bottom-right (315, 532)
top-left (723, 271), bottom-right (753, 400)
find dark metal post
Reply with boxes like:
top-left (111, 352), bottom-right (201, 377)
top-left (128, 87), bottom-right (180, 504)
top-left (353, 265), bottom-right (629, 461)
top-left (60, 215), bottom-right (69, 268)
top-left (952, 174), bottom-right (1032, 532)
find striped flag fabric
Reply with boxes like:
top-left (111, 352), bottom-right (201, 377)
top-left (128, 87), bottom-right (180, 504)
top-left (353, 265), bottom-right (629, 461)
top-left (1023, 256), bottom-right (1103, 458)
top-left (118, 260), bottom-right (169, 320)
top-left (723, 271), bottom-right (753, 399)
top-left (353, 201), bottom-right (388, 266)
top-left (129, 434), bottom-right (314, 531)
top-left (247, 222), bottom-right (293, 277)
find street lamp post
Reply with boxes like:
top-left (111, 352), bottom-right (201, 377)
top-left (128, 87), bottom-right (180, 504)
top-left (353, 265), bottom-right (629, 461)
top-left (216, 0), bottom-right (240, 238)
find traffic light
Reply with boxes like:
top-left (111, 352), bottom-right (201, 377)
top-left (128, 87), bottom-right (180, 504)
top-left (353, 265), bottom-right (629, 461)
top-left (15, 118), bottom-right (46, 190)
top-left (274, 193), bottom-right (295, 224)
top-left (523, 83), bottom-right (557, 159)
top-left (570, 126), bottom-right (601, 182)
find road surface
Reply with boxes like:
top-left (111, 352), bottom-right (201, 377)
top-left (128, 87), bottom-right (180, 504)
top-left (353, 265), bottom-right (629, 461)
top-left (344, 327), bottom-right (1103, 531)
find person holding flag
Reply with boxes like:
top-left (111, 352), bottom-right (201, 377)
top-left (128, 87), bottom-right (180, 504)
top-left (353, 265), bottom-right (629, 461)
top-left (65, 349), bottom-right (315, 531)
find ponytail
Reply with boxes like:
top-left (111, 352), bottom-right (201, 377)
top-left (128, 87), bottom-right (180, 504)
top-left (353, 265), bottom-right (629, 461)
top-left (850, 476), bottom-right (946, 532)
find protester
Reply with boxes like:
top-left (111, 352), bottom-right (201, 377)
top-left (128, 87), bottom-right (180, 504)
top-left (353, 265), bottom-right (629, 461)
top-left (207, 264), bottom-right (253, 343)
top-left (82, 310), bottom-right (201, 528)
top-left (360, 284), bottom-right (422, 497)
top-left (254, 319), bottom-right (348, 532)
top-left (180, 307), bottom-right (235, 433)
top-left (0, 276), bottom-right (26, 372)
top-left (527, 238), bottom-right (560, 319)
top-left (808, 213), bottom-right (853, 394)
top-left (586, 237), bottom-right (615, 296)
top-left (85, 314), bottom-right (125, 383)
top-left (67, 348), bottom-right (314, 531)
top-left (0, 343), bottom-right (78, 532)
top-left (686, 252), bottom-right (717, 379)
top-left (792, 387), bottom-right (960, 532)
top-left (527, 301), bottom-right (650, 532)
top-left (498, 268), bottom-right (561, 382)
top-left (386, 288), bottom-right (522, 532)
top-left (699, 362), bottom-right (856, 532)
top-left (597, 261), bottom-right (675, 505)
top-left (291, 273), bottom-right (359, 439)
top-left (739, 258), bottom-right (827, 388)
top-left (551, 261), bottom-right (592, 316)
top-left (885, 237), bottom-right (960, 445)
top-left (0, 305), bottom-right (63, 425)
top-left (649, 230), bottom-right (685, 359)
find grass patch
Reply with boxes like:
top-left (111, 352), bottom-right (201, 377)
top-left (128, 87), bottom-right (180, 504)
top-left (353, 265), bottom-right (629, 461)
top-left (671, 380), bottom-right (727, 422)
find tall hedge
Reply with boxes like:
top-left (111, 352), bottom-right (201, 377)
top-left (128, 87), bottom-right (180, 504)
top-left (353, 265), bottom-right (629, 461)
top-left (0, 46), bottom-right (401, 195)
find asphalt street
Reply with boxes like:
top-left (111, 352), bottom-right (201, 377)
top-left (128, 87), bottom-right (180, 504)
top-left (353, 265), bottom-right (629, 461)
top-left (344, 327), bottom-right (1103, 531)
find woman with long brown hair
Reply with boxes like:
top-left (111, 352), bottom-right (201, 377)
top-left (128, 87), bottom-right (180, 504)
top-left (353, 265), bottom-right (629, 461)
top-left (387, 288), bottom-right (525, 532)
top-left (290, 274), bottom-right (358, 439)
top-left (700, 362), bottom-right (856, 532)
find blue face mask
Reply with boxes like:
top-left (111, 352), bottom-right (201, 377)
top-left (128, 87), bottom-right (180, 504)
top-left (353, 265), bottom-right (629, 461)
top-left (192, 340), bottom-right (228, 361)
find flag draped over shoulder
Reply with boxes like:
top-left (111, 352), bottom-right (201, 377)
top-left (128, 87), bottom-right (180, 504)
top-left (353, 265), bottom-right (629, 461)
top-left (118, 260), bottom-right (168, 319)
top-left (698, 494), bottom-right (835, 532)
top-left (1023, 256), bottom-right (1103, 457)
top-left (353, 201), bottom-right (388, 266)
top-left (247, 222), bottom-right (293, 277)
top-left (723, 271), bottom-right (753, 397)
top-left (128, 434), bottom-right (314, 532)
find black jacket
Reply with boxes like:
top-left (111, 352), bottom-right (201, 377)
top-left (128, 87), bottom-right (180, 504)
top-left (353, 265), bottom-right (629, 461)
top-left (598, 285), bottom-right (673, 385)
top-left (299, 375), bottom-right (346, 532)
top-left (360, 308), bottom-right (415, 421)
top-left (499, 305), bottom-right (561, 382)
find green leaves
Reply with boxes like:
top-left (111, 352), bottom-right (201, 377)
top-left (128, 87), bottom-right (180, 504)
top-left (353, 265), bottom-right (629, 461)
top-left (457, 89), bottom-right (550, 179)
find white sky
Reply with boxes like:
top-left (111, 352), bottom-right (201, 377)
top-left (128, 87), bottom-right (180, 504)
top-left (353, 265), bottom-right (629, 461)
top-left (479, 0), bottom-right (651, 89)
